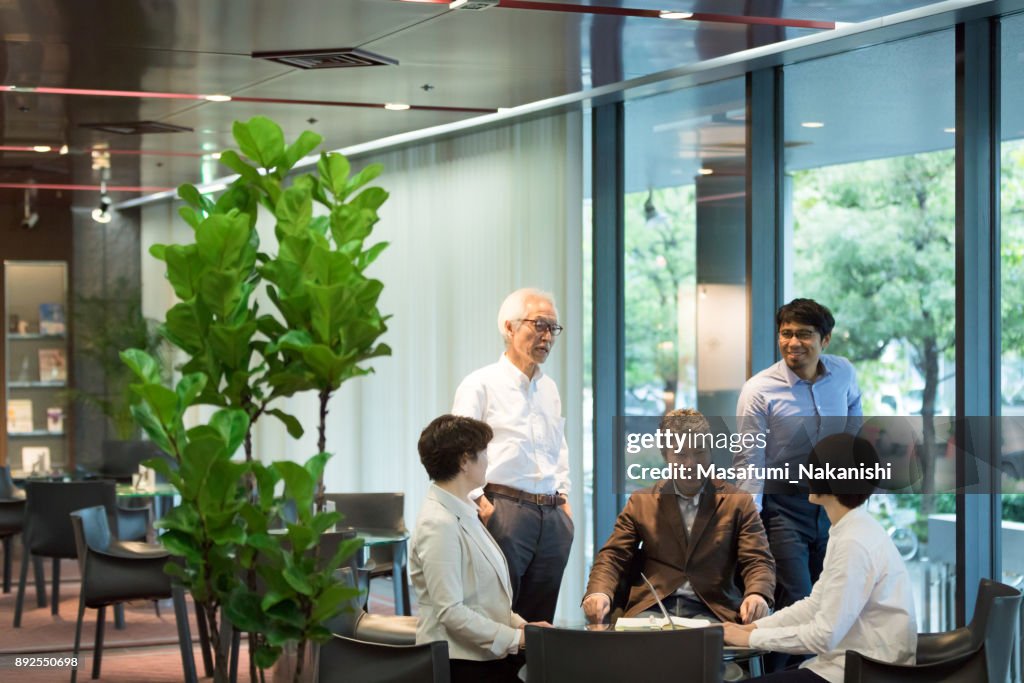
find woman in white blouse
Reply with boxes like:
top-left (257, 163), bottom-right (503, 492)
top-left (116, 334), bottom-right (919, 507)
top-left (723, 434), bottom-right (917, 683)
top-left (410, 414), bottom-right (551, 682)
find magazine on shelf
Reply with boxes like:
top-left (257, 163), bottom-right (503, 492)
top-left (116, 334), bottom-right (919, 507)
top-left (38, 303), bottom-right (66, 335)
top-left (38, 348), bottom-right (67, 381)
top-left (20, 446), bottom-right (51, 474)
top-left (7, 399), bottom-right (33, 432)
top-left (46, 406), bottom-right (64, 433)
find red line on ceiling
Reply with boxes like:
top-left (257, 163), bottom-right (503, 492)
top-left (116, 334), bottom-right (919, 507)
top-left (0, 183), bottom-right (174, 192)
top-left (431, 0), bottom-right (837, 30)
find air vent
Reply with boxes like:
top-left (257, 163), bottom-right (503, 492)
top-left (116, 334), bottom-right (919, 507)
top-left (252, 48), bottom-right (398, 70)
top-left (79, 121), bottom-right (193, 135)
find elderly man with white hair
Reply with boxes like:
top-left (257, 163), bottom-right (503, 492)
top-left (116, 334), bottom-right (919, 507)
top-left (451, 287), bottom-right (572, 623)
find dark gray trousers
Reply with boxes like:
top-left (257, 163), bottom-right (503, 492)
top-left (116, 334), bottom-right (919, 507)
top-left (484, 492), bottom-right (574, 623)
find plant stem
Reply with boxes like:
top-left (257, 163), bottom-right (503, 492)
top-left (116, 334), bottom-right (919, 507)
top-left (315, 388), bottom-right (329, 513)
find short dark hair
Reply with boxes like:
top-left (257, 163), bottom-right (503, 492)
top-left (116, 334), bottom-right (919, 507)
top-left (776, 298), bottom-right (835, 339)
top-left (659, 408), bottom-right (711, 460)
top-left (807, 433), bottom-right (879, 509)
top-left (417, 414), bottom-right (493, 482)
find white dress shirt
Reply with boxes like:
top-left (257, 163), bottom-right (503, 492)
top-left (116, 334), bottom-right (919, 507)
top-left (410, 485), bottom-right (527, 660)
top-left (452, 354), bottom-right (570, 495)
top-left (749, 505), bottom-right (917, 683)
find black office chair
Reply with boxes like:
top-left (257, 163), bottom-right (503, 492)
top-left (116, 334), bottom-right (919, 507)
top-left (14, 480), bottom-right (118, 626)
top-left (915, 578), bottom-right (1022, 682)
top-left (0, 466), bottom-right (28, 594)
top-left (328, 566), bottom-right (416, 644)
top-left (844, 643), bottom-right (987, 682)
top-left (318, 636), bottom-right (449, 683)
top-left (324, 492), bottom-right (411, 615)
top-left (525, 624), bottom-right (725, 682)
top-left (68, 505), bottom-right (173, 682)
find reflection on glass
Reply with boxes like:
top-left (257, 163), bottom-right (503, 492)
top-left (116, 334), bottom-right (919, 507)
top-left (784, 30), bottom-right (955, 630)
top-left (1000, 13), bottom-right (1024, 593)
top-left (622, 78), bottom-right (747, 444)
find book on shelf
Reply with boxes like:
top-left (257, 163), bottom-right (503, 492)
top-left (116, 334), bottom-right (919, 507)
top-left (7, 399), bottom-right (33, 433)
top-left (38, 348), bottom-right (67, 381)
top-left (38, 303), bottom-right (66, 335)
top-left (20, 446), bottom-right (51, 474)
top-left (46, 406), bottom-right (64, 433)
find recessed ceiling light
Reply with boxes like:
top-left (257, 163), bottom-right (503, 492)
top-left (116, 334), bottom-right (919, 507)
top-left (32, 145), bottom-right (52, 153)
top-left (449, 0), bottom-right (469, 7)
top-left (801, 121), bottom-right (825, 128)
top-left (204, 94), bottom-right (232, 102)
top-left (384, 103), bottom-right (411, 111)
top-left (58, 144), bottom-right (69, 155)
top-left (944, 127), bottom-right (956, 133)
top-left (210, 152), bottom-right (222, 160)
top-left (698, 168), bottom-right (714, 175)
top-left (659, 10), bottom-right (694, 19)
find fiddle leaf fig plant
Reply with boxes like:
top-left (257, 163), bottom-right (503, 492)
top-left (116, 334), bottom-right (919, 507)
top-left (125, 116), bottom-right (390, 683)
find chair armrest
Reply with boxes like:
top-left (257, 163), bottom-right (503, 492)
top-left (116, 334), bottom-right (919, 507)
top-left (915, 627), bottom-right (974, 665)
top-left (845, 644), bottom-right (986, 683)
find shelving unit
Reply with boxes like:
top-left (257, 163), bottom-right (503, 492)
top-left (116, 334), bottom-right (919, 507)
top-left (4, 261), bottom-right (70, 473)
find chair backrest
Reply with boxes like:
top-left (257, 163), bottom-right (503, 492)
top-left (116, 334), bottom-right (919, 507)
top-left (23, 480), bottom-right (116, 558)
top-left (324, 493), bottom-right (405, 533)
top-left (525, 625), bottom-right (724, 683)
top-left (844, 644), bottom-right (987, 683)
top-left (968, 578), bottom-right (1023, 683)
top-left (68, 506), bottom-right (113, 572)
top-left (318, 635), bottom-right (449, 683)
top-left (0, 465), bottom-right (20, 498)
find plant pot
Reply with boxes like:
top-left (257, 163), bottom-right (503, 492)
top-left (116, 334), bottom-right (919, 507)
top-left (269, 641), bottom-right (320, 683)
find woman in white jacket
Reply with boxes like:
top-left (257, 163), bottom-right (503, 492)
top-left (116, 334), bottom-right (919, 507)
top-left (410, 414), bottom-right (551, 682)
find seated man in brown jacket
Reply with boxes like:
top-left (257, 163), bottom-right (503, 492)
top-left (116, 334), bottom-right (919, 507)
top-left (584, 409), bottom-right (775, 624)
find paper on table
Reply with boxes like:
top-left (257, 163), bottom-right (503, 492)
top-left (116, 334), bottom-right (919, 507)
top-left (614, 616), bottom-right (714, 631)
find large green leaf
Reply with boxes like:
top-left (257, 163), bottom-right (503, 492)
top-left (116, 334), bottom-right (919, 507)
top-left (208, 408), bottom-right (251, 455)
top-left (266, 408), bottom-right (303, 438)
top-left (281, 566), bottom-right (314, 596)
top-left (163, 244), bottom-right (201, 300)
top-left (218, 150), bottom-right (263, 183)
top-left (208, 320), bottom-right (257, 370)
top-left (233, 117), bottom-right (285, 169)
top-left (275, 461), bottom-right (314, 512)
top-left (121, 349), bottom-right (164, 385)
top-left (318, 152), bottom-right (351, 198)
top-left (281, 130), bottom-right (323, 174)
top-left (196, 212), bottom-right (253, 270)
top-left (275, 184), bottom-right (313, 236)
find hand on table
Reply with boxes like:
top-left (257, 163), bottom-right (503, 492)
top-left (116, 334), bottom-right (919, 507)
top-left (582, 593), bottom-right (611, 624)
top-left (722, 622), bottom-right (757, 647)
top-left (739, 594), bottom-right (769, 624)
top-left (520, 621), bottom-right (553, 648)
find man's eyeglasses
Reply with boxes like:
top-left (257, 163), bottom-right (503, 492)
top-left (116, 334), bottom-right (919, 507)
top-left (778, 329), bottom-right (817, 341)
top-left (520, 319), bottom-right (564, 337)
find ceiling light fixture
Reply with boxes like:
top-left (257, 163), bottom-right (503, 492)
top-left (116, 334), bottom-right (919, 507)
top-left (204, 94), bottom-right (232, 102)
top-left (384, 103), bottom-right (411, 111)
top-left (32, 145), bottom-right (52, 153)
top-left (92, 177), bottom-right (113, 224)
top-left (659, 10), bottom-right (694, 19)
top-left (944, 127), bottom-right (956, 133)
top-left (801, 121), bottom-right (825, 128)
top-left (21, 188), bottom-right (39, 230)
top-left (698, 168), bottom-right (714, 175)
top-left (58, 145), bottom-right (69, 155)
top-left (449, 0), bottom-right (469, 7)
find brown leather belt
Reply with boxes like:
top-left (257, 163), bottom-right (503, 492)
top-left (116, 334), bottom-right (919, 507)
top-left (484, 483), bottom-right (564, 507)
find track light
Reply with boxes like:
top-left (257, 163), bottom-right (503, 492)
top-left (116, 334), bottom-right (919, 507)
top-left (92, 179), bottom-right (113, 223)
top-left (21, 188), bottom-right (39, 230)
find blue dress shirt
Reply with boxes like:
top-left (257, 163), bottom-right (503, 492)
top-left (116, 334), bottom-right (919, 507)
top-left (734, 355), bottom-right (863, 503)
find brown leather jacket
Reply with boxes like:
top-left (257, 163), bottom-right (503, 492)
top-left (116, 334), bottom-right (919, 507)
top-left (585, 479), bottom-right (775, 623)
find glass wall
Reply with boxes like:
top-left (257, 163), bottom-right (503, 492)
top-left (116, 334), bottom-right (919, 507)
top-left (621, 78), bottom-right (748, 495)
top-left (782, 31), bottom-right (957, 630)
top-left (1000, 12), bottom-right (1024, 593)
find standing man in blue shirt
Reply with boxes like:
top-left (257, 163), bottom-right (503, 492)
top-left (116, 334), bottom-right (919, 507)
top-left (735, 299), bottom-right (862, 669)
